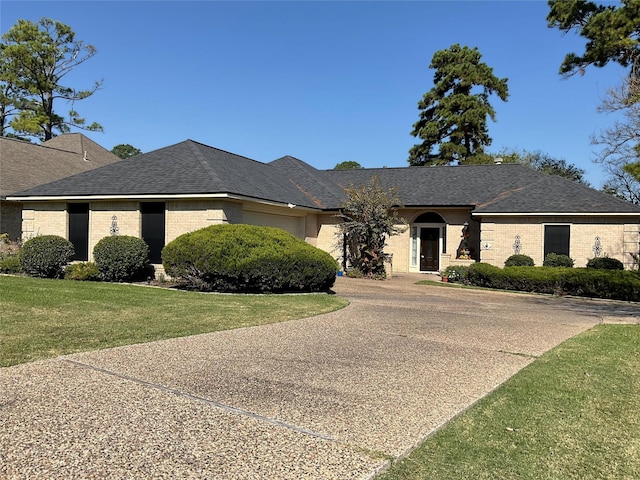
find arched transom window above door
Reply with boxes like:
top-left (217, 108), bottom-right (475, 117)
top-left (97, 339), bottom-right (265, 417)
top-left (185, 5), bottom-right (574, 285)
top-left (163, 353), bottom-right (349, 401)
top-left (414, 212), bottom-right (446, 224)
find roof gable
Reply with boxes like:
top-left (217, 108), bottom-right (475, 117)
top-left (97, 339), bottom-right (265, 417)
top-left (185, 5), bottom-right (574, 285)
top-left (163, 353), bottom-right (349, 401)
top-left (1, 134), bottom-right (121, 198)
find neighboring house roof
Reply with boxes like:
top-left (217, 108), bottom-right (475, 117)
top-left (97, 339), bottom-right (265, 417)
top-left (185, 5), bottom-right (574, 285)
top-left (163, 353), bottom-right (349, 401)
top-left (0, 133), bottom-right (121, 199)
top-left (9, 139), bottom-right (640, 216)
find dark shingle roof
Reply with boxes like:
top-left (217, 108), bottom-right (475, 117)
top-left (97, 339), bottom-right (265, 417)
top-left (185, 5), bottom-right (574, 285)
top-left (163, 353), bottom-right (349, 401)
top-left (10, 139), bottom-right (640, 215)
top-left (12, 140), bottom-right (318, 208)
top-left (322, 164), bottom-right (640, 214)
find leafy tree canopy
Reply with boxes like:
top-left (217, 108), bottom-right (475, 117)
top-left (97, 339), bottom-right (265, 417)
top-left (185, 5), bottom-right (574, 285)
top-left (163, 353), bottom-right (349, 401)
top-left (547, 0), bottom-right (640, 88)
top-left (408, 44), bottom-right (509, 166)
top-left (334, 160), bottom-right (363, 170)
top-left (111, 143), bottom-right (142, 159)
top-left (0, 17), bottom-right (103, 141)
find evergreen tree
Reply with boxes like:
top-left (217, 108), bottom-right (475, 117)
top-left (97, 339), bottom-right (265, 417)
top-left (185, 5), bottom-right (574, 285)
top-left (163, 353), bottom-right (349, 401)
top-left (0, 18), bottom-right (103, 141)
top-left (547, 0), bottom-right (639, 91)
top-left (408, 44), bottom-right (508, 166)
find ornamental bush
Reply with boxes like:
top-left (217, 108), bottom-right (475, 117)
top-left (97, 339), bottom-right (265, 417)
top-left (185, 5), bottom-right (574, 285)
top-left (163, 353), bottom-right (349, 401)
top-left (162, 224), bottom-right (338, 293)
top-left (543, 253), bottom-right (574, 268)
top-left (65, 261), bottom-right (101, 281)
top-left (20, 235), bottom-right (75, 278)
top-left (586, 256), bottom-right (624, 270)
top-left (93, 235), bottom-right (150, 282)
top-left (504, 254), bottom-right (535, 267)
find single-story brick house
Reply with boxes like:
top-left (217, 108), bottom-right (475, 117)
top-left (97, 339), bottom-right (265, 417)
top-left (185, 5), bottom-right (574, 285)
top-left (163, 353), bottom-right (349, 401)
top-left (0, 134), bottom-right (122, 240)
top-left (8, 139), bottom-right (640, 271)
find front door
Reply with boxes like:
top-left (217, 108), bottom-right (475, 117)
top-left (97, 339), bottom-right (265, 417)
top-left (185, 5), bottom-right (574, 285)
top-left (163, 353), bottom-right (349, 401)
top-left (420, 227), bottom-right (440, 271)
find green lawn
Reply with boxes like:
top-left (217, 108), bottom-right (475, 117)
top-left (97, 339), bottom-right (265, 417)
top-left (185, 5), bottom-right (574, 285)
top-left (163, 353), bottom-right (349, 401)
top-left (377, 324), bottom-right (640, 480)
top-left (0, 275), bottom-right (348, 367)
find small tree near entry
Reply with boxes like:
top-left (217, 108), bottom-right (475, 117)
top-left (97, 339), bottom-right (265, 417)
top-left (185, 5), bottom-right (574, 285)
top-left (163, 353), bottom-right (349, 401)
top-left (336, 176), bottom-right (406, 279)
top-left (408, 44), bottom-right (509, 166)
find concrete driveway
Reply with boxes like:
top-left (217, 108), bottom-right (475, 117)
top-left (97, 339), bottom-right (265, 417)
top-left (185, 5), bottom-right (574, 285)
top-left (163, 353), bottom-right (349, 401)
top-left (2, 274), bottom-right (638, 479)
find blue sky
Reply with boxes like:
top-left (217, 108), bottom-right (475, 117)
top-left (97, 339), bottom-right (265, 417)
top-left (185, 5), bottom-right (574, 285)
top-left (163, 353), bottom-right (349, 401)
top-left (1, 1), bottom-right (627, 187)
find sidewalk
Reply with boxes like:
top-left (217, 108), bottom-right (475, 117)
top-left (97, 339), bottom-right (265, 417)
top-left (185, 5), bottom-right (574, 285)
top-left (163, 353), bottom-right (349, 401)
top-left (2, 276), bottom-right (630, 479)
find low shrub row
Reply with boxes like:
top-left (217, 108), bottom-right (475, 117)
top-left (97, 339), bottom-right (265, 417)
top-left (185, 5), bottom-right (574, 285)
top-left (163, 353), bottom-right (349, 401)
top-left (16, 235), bottom-right (151, 281)
top-left (9, 226), bottom-right (338, 293)
top-left (504, 253), bottom-right (624, 270)
top-left (465, 262), bottom-right (640, 302)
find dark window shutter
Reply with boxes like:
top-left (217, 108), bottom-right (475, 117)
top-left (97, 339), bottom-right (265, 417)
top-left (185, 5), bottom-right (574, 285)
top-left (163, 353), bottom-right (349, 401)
top-left (141, 202), bottom-right (165, 263)
top-left (544, 225), bottom-right (570, 257)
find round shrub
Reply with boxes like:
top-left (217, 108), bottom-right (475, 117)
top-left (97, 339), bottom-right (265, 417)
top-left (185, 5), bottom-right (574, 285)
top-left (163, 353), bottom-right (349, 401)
top-left (162, 224), bottom-right (338, 293)
top-left (586, 256), bottom-right (624, 270)
top-left (543, 253), bottom-right (574, 268)
top-left (20, 235), bottom-right (74, 278)
top-left (65, 261), bottom-right (101, 281)
top-left (504, 254), bottom-right (535, 267)
top-left (93, 235), bottom-right (150, 282)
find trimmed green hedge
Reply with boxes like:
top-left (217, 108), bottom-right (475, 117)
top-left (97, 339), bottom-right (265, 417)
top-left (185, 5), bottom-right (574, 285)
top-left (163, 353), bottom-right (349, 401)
top-left (467, 263), bottom-right (640, 301)
top-left (93, 235), bottom-right (151, 282)
top-left (162, 224), bottom-right (338, 293)
top-left (20, 235), bottom-right (74, 278)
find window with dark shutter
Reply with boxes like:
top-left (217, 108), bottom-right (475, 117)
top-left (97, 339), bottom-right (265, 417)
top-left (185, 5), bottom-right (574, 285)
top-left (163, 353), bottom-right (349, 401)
top-left (141, 202), bottom-right (165, 264)
top-left (544, 225), bottom-right (570, 258)
top-left (68, 203), bottom-right (89, 261)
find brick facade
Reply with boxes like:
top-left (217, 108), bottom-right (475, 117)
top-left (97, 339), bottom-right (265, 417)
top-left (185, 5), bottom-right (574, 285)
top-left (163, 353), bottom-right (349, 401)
top-left (18, 199), bottom-right (640, 271)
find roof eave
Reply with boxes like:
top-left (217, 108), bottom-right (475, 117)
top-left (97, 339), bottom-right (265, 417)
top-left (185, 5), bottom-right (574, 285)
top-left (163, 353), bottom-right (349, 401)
top-left (472, 211), bottom-right (640, 217)
top-left (6, 192), bottom-right (322, 212)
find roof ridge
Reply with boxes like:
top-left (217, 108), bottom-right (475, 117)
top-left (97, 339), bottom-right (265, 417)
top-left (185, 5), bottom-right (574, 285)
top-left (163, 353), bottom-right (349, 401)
top-left (186, 139), bottom-right (272, 168)
top-left (185, 140), bottom-right (223, 185)
top-left (0, 136), bottom-right (82, 157)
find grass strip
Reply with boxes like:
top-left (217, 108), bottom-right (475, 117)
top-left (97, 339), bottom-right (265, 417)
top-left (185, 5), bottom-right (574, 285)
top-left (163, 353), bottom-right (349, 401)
top-left (377, 324), bottom-right (640, 480)
top-left (0, 275), bottom-right (348, 367)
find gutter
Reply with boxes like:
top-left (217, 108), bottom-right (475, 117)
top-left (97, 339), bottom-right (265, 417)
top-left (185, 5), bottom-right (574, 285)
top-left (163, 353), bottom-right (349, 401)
top-left (5, 192), bottom-right (322, 213)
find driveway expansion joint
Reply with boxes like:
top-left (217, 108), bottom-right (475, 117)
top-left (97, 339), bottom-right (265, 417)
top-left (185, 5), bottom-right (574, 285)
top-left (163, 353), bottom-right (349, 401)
top-left (61, 357), bottom-right (339, 443)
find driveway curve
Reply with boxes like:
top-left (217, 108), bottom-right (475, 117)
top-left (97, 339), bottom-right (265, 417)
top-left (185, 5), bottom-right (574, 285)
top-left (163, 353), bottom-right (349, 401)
top-left (2, 274), bottom-right (637, 479)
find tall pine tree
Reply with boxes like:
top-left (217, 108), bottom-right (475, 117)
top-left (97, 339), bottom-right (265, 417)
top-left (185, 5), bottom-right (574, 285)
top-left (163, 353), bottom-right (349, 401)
top-left (0, 18), bottom-right (103, 141)
top-left (408, 44), bottom-right (509, 166)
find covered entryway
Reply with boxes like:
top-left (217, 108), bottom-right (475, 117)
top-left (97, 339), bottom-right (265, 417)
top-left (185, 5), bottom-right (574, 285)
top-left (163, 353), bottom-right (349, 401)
top-left (410, 212), bottom-right (447, 272)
